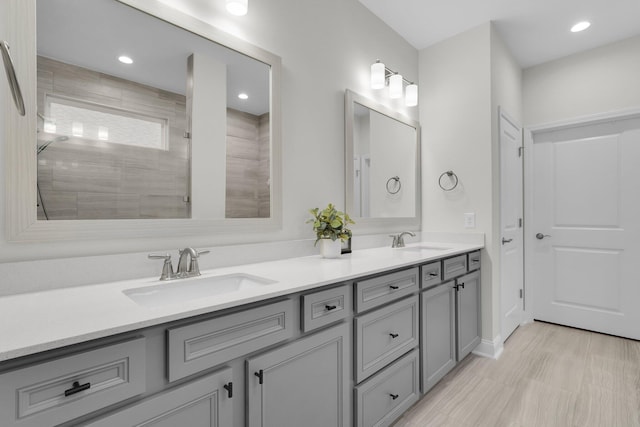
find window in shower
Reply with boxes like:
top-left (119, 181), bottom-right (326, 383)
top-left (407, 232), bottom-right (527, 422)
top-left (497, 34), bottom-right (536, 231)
top-left (43, 94), bottom-right (168, 150)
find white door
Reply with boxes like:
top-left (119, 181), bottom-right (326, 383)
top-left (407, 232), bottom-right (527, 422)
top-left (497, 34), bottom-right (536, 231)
top-left (531, 115), bottom-right (640, 339)
top-left (500, 109), bottom-right (524, 341)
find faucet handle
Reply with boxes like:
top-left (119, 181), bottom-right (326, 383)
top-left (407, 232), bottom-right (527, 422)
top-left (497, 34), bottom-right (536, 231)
top-left (148, 253), bottom-right (174, 281)
top-left (189, 249), bottom-right (210, 276)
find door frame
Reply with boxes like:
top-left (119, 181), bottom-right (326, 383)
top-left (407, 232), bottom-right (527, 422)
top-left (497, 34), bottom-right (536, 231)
top-left (522, 107), bottom-right (640, 324)
top-left (498, 107), bottom-right (524, 341)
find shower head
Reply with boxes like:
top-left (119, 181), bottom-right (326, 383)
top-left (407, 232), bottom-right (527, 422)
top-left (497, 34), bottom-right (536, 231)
top-left (37, 135), bottom-right (68, 155)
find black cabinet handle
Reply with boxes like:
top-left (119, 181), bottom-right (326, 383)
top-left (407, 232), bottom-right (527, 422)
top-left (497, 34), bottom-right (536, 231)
top-left (428, 272), bottom-right (439, 277)
top-left (255, 370), bottom-right (264, 385)
top-left (459, 282), bottom-right (465, 289)
top-left (389, 285), bottom-right (399, 290)
top-left (325, 304), bottom-right (337, 311)
top-left (224, 382), bottom-right (233, 398)
top-left (389, 333), bottom-right (399, 339)
top-left (390, 393), bottom-right (399, 400)
top-left (471, 258), bottom-right (479, 263)
top-left (64, 381), bottom-right (91, 397)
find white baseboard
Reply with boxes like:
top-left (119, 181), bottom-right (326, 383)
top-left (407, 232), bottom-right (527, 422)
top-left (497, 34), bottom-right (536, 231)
top-left (472, 335), bottom-right (504, 360)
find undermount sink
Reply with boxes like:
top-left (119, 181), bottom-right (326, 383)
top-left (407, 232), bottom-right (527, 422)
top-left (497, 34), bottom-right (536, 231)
top-left (124, 273), bottom-right (277, 308)
top-left (399, 245), bottom-right (452, 252)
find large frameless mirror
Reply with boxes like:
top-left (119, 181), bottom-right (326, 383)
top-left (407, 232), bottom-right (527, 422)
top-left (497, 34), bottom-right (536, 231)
top-left (345, 90), bottom-right (421, 232)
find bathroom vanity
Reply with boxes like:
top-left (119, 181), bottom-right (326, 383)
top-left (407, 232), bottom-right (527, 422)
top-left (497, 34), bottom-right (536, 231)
top-left (0, 243), bottom-right (482, 426)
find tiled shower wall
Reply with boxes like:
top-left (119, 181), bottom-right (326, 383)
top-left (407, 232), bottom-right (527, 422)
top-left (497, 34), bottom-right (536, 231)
top-left (36, 56), bottom-right (269, 220)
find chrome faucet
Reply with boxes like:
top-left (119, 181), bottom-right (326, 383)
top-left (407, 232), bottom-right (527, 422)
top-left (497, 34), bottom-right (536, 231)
top-left (390, 231), bottom-right (416, 248)
top-left (148, 248), bottom-right (209, 281)
top-left (176, 247), bottom-right (210, 278)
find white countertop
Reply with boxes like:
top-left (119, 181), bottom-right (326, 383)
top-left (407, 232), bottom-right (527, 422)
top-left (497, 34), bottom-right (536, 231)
top-left (0, 242), bottom-right (482, 362)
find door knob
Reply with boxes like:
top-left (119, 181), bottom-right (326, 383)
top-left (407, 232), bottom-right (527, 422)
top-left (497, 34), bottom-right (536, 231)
top-left (501, 238), bottom-right (513, 245)
top-left (535, 233), bottom-right (551, 240)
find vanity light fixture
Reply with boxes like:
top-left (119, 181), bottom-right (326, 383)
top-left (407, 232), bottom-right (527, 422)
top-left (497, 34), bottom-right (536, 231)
top-left (571, 21), bottom-right (591, 32)
top-left (405, 84), bottom-right (418, 107)
top-left (370, 60), bottom-right (418, 106)
top-left (118, 55), bottom-right (133, 64)
top-left (389, 74), bottom-right (403, 99)
top-left (226, 0), bottom-right (248, 16)
top-left (238, 92), bottom-right (249, 100)
top-left (371, 60), bottom-right (386, 89)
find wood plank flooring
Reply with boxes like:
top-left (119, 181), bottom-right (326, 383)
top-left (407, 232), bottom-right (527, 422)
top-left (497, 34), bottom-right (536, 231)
top-left (393, 321), bottom-right (640, 427)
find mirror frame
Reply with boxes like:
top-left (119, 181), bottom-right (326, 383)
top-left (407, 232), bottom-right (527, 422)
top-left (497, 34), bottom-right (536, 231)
top-left (4, 0), bottom-right (282, 242)
top-left (344, 90), bottom-right (421, 233)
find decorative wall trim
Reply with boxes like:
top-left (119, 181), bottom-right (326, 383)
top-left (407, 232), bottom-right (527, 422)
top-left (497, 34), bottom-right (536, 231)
top-left (472, 334), bottom-right (503, 360)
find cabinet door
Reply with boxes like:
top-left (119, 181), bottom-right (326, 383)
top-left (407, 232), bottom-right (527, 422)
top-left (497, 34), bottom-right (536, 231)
top-left (82, 368), bottom-right (233, 427)
top-left (246, 322), bottom-right (350, 427)
top-left (456, 271), bottom-right (481, 361)
top-left (421, 282), bottom-right (456, 392)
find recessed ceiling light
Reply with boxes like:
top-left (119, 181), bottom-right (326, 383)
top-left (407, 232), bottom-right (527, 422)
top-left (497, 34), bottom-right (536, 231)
top-left (571, 21), bottom-right (591, 33)
top-left (238, 93), bottom-right (249, 100)
top-left (226, 0), bottom-right (248, 16)
top-left (118, 55), bottom-right (133, 64)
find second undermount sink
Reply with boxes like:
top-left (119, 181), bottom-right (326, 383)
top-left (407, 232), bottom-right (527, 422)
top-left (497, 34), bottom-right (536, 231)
top-left (124, 273), bottom-right (277, 308)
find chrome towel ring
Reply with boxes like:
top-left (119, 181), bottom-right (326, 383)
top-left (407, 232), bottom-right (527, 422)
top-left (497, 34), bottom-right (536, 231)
top-left (386, 176), bottom-right (401, 194)
top-left (1, 41), bottom-right (26, 116)
top-left (438, 171), bottom-right (458, 191)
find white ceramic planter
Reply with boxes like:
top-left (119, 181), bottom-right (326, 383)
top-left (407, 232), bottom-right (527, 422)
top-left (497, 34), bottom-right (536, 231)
top-left (319, 238), bottom-right (342, 258)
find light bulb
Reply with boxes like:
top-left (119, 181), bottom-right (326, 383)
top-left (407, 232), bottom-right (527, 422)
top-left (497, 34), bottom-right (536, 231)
top-left (389, 74), bottom-right (403, 99)
top-left (371, 61), bottom-right (385, 89)
top-left (405, 84), bottom-right (418, 107)
top-left (571, 21), bottom-right (591, 32)
top-left (226, 0), bottom-right (248, 16)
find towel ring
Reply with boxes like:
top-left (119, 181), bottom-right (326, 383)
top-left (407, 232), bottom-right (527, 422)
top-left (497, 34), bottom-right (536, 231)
top-left (386, 176), bottom-right (401, 194)
top-left (438, 171), bottom-right (458, 191)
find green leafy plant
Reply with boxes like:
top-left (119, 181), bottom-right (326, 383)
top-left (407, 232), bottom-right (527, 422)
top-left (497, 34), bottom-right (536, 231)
top-left (307, 203), bottom-right (355, 245)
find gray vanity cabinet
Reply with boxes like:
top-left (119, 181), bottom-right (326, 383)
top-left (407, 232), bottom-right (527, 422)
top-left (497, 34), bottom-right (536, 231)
top-left (246, 322), bottom-right (351, 427)
top-left (420, 281), bottom-right (456, 392)
top-left (456, 270), bottom-right (481, 361)
top-left (82, 368), bottom-right (233, 426)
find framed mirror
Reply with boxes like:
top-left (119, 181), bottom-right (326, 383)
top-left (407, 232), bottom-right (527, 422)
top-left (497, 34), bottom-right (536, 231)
top-left (5, 0), bottom-right (281, 241)
top-left (345, 90), bottom-right (420, 232)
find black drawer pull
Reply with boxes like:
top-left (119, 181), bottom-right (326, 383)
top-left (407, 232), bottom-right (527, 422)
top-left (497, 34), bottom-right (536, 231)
top-left (255, 370), bottom-right (264, 385)
top-left (389, 285), bottom-right (399, 290)
top-left (325, 304), bottom-right (337, 311)
top-left (224, 382), bottom-right (233, 398)
top-left (428, 272), bottom-right (439, 277)
top-left (389, 333), bottom-right (399, 339)
top-left (471, 258), bottom-right (479, 263)
top-left (64, 381), bottom-right (91, 397)
top-left (390, 393), bottom-right (399, 400)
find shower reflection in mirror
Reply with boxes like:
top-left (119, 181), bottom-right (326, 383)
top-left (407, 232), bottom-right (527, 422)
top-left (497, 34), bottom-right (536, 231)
top-left (35, 0), bottom-right (271, 221)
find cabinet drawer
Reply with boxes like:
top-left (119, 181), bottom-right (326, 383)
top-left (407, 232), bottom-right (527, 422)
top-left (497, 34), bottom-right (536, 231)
top-left (167, 299), bottom-right (295, 382)
top-left (0, 337), bottom-right (146, 427)
top-left (443, 254), bottom-right (467, 280)
top-left (467, 250), bottom-right (481, 271)
top-left (82, 368), bottom-right (233, 427)
top-left (420, 261), bottom-right (442, 289)
top-left (355, 349), bottom-right (420, 427)
top-left (301, 284), bottom-right (351, 332)
top-left (355, 295), bottom-right (419, 383)
top-left (355, 267), bottom-right (419, 313)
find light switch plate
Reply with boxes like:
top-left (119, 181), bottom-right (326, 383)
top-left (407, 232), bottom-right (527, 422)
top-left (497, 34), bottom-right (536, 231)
top-left (464, 212), bottom-right (475, 229)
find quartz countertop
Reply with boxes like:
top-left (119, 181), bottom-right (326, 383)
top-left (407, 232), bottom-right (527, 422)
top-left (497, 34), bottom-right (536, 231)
top-left (0, 241), bottom-right (482, 362)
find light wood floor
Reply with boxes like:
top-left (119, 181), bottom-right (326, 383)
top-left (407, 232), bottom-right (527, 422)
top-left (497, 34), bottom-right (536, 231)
top-left (393, 321), bottom-right (640, 427)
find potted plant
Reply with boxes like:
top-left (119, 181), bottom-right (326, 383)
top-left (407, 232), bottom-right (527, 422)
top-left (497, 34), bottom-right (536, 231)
top-left (307, 203), bottom-right (355, 258)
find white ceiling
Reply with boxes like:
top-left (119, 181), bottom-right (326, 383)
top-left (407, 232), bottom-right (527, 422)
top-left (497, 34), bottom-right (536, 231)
top-left (358, 0), bottom-right (640, 68)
